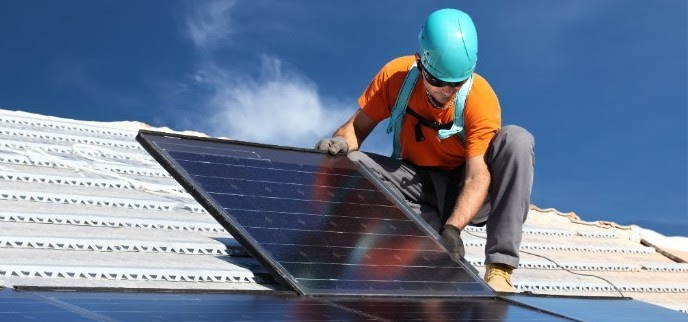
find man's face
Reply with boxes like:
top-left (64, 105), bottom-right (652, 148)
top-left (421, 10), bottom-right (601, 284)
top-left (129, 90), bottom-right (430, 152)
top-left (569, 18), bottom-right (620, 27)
top-left (421, 68), bottom-right (466, 106)
top-left (415, 55), bottom-right (467, 106)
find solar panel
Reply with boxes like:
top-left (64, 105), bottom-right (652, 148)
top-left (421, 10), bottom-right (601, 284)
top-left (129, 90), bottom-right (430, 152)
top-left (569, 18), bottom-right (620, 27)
top-left (137, 131), bottom-right (492, 297)
top-left (4, 289), bottom-right (572, 321)
top-left (505, 294), bottom-right (688, 321)
top-left (329, 297), bottom-right (570, 321)
top-left (8, 288), bottom-right (688, 321)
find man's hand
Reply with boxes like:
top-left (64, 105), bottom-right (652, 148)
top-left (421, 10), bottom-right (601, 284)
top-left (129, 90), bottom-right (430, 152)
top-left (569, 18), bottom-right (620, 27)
top-left (439, 224), bottom-right (465, 258)
top-left (315, 136), bottom-right (349, 155)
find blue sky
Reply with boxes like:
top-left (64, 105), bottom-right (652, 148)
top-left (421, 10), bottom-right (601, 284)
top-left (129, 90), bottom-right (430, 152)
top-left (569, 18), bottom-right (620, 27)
top-left (0, 1), bottom-right (686, 236)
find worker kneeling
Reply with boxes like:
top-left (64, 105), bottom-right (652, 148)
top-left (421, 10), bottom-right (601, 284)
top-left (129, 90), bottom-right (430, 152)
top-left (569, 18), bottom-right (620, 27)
top-left (315, 8), bottom-right (534, 293)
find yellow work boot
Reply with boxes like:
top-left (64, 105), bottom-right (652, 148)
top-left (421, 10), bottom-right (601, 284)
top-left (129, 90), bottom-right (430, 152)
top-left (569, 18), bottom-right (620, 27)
top-left (484, 263), bottom-right (515, 293)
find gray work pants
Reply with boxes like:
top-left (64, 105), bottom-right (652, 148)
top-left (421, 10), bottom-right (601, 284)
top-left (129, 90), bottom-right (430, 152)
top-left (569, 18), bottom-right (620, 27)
top-left (348, 125), bottom-right (534, 268)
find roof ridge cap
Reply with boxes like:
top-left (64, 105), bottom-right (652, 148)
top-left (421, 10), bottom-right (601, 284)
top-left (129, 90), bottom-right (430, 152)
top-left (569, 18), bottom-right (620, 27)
top-left (529, 204), bottom-right (633, 231)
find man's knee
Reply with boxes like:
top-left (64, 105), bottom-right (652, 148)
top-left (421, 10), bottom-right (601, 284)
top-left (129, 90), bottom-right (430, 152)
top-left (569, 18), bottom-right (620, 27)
top-left (493, 125), bottom-right (534, 157)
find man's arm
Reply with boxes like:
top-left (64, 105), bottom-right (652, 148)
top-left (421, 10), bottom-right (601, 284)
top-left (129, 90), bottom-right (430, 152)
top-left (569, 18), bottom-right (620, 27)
top-left (331, 110), bottom-right (379, 152)
top-left (445, 155), bottom-right (490, 229)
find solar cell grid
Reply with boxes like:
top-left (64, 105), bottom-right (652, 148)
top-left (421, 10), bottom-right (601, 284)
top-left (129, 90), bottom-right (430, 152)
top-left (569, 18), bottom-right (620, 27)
top-left (330, 297), bottom-right (571, 321)
top-left (137, 131), bottom-right (493, 297)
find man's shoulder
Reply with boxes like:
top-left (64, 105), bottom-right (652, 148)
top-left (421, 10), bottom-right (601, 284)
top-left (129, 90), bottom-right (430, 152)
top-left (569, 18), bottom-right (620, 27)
top-left (472, 73), bottom-right (489, 87)
top-left (382, 55), bottom-right (416, 73)
top-left (470, 73), bottom-right (498, 96)
top-left (466, 73), bottom-right (500, 114)
top-left (370, 55), bottom-right (417, 94)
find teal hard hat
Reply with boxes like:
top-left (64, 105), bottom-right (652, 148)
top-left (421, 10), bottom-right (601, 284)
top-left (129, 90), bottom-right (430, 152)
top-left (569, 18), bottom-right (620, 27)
top-left (418, 8), bottom-right (478, 83)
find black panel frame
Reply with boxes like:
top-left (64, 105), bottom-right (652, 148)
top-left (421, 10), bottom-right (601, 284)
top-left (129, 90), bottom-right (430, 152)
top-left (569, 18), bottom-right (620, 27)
top-left (136, 130), bottom-right (490, 297)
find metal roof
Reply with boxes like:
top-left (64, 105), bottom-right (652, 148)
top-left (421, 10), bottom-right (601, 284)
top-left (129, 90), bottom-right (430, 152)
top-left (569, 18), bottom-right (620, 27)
top-left (0, 108), bottom-right (686, 314)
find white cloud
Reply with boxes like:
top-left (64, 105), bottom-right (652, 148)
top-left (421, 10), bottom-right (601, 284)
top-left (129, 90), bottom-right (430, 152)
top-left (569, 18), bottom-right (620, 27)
top-left (195, 56), bottom-right (352, 148)
top-left (180, 1), bottom-right (354, 149)
top-left (184, 0), bottom-right (235, 51)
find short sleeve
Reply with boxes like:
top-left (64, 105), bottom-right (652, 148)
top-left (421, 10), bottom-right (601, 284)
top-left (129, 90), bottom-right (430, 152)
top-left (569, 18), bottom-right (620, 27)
top-left (357, 56), bottom-right (415, 123)
top-left (463, 74), bottom-right (501, 158)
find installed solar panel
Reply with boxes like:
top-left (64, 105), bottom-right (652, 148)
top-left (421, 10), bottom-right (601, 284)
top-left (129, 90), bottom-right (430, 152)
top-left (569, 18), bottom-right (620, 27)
top-left (4, 289), bottom-right (573, 321)
top-left (137, 131), bottom-right (492, 297)
top-left (505, 294), bottom-right (688, 321)
top-left (8, 288), bottom-right (687, 321)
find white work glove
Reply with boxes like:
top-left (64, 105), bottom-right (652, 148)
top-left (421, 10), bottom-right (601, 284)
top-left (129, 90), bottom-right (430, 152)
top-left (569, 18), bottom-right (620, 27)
top-left (315, 136), bottom-right (349, 155)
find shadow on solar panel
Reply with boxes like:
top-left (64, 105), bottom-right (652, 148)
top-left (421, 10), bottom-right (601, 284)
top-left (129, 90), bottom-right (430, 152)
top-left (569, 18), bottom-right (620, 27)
top-left (136, 130), bottom-right (492, 297)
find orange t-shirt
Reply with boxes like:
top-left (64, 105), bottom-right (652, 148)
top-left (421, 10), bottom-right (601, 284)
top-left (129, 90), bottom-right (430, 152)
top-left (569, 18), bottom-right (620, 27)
top-left (358, 55), bottom-right (501, 169)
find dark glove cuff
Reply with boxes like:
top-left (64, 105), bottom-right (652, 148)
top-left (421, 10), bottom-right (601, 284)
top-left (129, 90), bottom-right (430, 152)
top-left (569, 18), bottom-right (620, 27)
top-left (440, 224), bottom-right (461, 236)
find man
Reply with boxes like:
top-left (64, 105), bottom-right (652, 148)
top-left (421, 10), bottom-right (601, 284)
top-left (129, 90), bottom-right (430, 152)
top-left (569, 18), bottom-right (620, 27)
top-left (315, 8), bottom-right (534, 292)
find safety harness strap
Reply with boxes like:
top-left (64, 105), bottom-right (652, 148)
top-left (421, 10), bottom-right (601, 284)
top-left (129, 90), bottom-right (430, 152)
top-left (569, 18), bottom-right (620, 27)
top-left (406, 107), bottom-right (453, 142)
top-left (386, 64), bottom-right (473, 159)
top-left (386, 64), bottom-right (420, 159)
